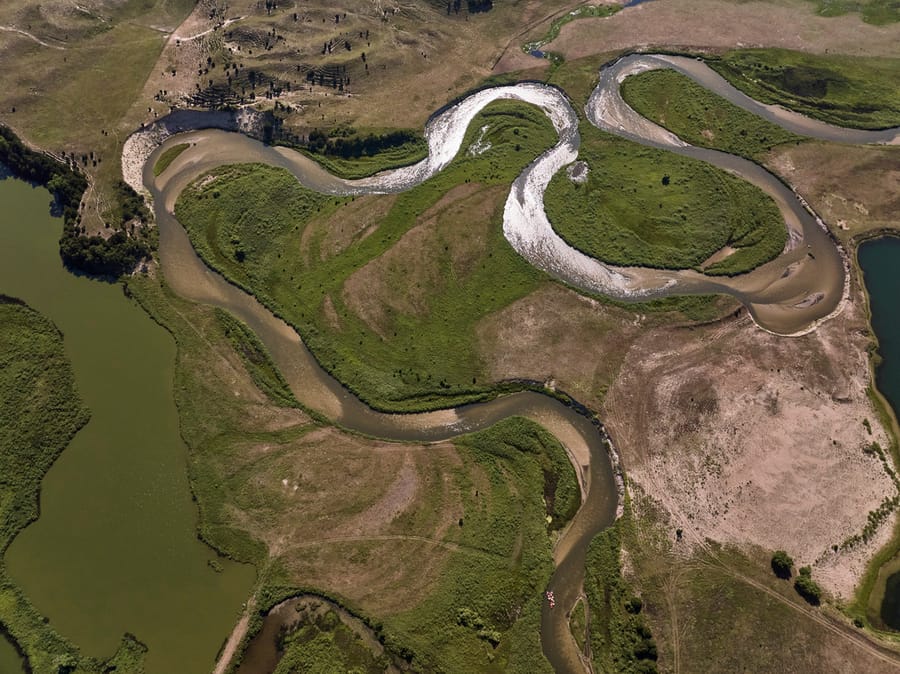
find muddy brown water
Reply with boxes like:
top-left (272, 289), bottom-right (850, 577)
top-left (141, 56), bottom-right (898, 673)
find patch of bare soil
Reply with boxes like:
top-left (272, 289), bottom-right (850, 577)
top-left (341, 183), bottom-right (501, 336)
top-left (767, 142), bottom-right (900, 241)
top-left (604, 281), bottom-right (897, 599)
top-left (544, 0), bottom-right (900, 61)
top-left (476, 284), bottom-right (645, 409)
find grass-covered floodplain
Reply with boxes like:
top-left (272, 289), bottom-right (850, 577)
top-left (708, 49), bottom-right (900, 130)
top-left (175, 100), bottom-right (559, 412)
top-left (805, 0), bottom-right (900, 24)
top-left (620, 69), bottom-right (804, 159)
top-left (544, 125), bottom-right (787, 276)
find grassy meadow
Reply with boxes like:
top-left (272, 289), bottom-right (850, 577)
top-left (708, 49), bottom-right (900, 130)
top-left (620, 69), bottom-right (804, 159)
top-left (544, 125), bottom-right (788, 276)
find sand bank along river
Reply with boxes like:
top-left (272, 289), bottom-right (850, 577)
top-left (135, 55), bottom-right (899, 673)
top-left (0, 176), bottom-right (255, 673)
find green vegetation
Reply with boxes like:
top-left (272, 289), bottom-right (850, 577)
top-left (708, 49), bottom-right (900, 129)
top-left (153, 143), bottom-right (190, 177)
top-left (176, 100), bottom-right (559, 411)
top-left (387, 417), bottom-right (577, 672)
top-left (126, 276), bottom-right (581, 672)
top-left (215, 309), bottom-right (300, 408)
top-left (584, 519), bottom-right (658, 673)
top-left (620, 69), bottom-right (804, 159)
top-left (569, 597), bottom-right (587, 653)
top-left (273, 607), bottom-right (401, 674)
top-left (0, 297), bottom-right (147, 672)
top-left (545, 125), bottom-right (787, 276)
top-left (805, 0), bottom-right (900, 24)
top-left (300, 127), bottom-right (428, 180)
top-left (771, 550), bottom-right (794, 579)
top-left (0, 125), bottom-right (151, 277)
top-left (794, 566), bottom-right (823, 605)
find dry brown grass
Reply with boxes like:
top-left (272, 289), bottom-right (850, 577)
top-left (341, 183), bottom-right (501, 337)
top-left (475, 285), bottom-right (645, 409)
top-left (539, 0), bottom-right (900, 63)
top-left (766, 142), bottom-right (900, 242)
top-left (604, 280), bottom-right (897, 600)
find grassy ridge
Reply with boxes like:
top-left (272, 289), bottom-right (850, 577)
top-left (544, 125), bottom-right (787, 276)
top-left (214, 309), bottom-right (300, 408)
top-left (620, 69), bottom-right (803, 160)
top-left (708, 49), bottom-right (900, 130)
top-left (297, 127), bottom-right (428, 180)
top-left (0, 298), bottom-right (148, 673)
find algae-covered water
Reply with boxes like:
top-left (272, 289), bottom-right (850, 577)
top-left (0, 176), bottom-right (254, 673)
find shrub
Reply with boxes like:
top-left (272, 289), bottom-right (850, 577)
top-left (771, 550), bottom-right (793, 579)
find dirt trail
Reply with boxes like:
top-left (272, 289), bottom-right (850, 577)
top-left (0, 25), bottom-right (65, 49)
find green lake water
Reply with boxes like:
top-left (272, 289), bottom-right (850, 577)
top-left (0, 631), bottom-right (24, 673)
top-left (858, 236), bottom-right (900, 630)
top-left (0, 177), bottom-right (255, 672)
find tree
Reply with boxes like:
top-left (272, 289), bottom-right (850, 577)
top-left (794, 566), bottom-right (822, 605)
top-left (771, 550), bottom-right (793, 579)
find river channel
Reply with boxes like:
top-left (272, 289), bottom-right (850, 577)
top-left (0, 177), bottom-right (255, 673)
top-left (140, 54), bottom-right (900, 673)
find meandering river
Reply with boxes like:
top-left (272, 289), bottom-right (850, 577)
top-left (138, 55), bottom-right (899, 672)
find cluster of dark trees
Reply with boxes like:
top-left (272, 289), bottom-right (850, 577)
top-left (771, 550), bottom-right (823, 605)
top-left (447, 0), bottom-right (493, 13)
top-left (0, 126), bottom-right (151, 278)
top-left (306, 127), bottom-right (418, 158)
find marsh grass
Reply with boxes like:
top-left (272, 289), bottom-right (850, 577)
top-left (708, 49), bottom-right (900, 130)
top-left (544, 125), bottom-right (787, 276)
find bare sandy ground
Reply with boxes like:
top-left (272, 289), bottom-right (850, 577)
top-left (604, 282), bottom-right (897, 599)
top-left (767, 143), bottom-right (900, 240)
top-left (538, 0), bottom-right (900, 64)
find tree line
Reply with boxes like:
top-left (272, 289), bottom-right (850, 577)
top-left (305, 127), bottom-right (419, 159)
